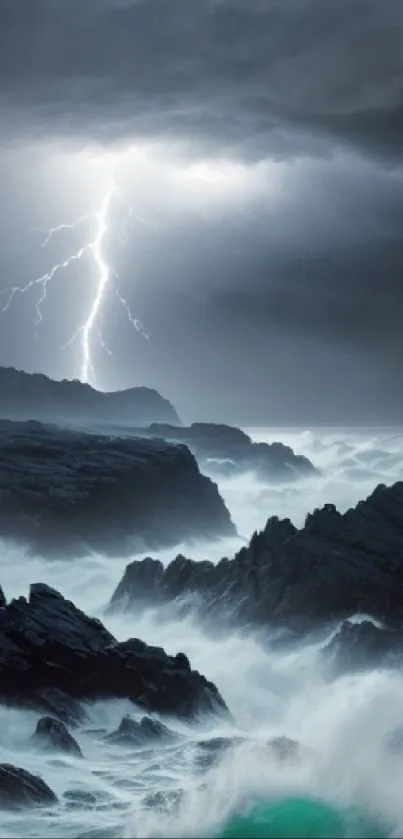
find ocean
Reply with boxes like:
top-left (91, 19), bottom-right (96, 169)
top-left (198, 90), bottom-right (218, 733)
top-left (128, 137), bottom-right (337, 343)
top-left (1, 427), bottom-right (403, 838)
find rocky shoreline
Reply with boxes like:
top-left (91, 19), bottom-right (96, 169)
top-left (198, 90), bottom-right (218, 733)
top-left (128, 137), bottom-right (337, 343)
top-left (125, 421), bottom-right (318, 482)
top-left (0, 582), bottom-right (228, 722)
top-left (0, 419), bottom-right (235, 557)
top-left (110, 481), bottom-right (403, 635)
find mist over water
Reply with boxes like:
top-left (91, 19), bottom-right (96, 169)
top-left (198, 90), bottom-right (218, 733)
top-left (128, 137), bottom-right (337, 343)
top-left (1, 427), bottom-right (403, 838)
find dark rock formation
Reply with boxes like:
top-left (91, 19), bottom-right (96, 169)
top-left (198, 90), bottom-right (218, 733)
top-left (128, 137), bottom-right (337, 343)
top-left (147, 422), bottom-right (250, 456)
top-left (0, 365), bottom-right (180, 426)
top-left (0, 585), bottom-right (5, 609)
top-left (0, 764), bottom-right (57, 808)
top-left (0, 419), bottom-right (235, 556)
top-left (323, 620), bottom-right (403, 673)
top-left (0, 583), bottom-right (228, 720)
top-left (30, 716), bottom-right (83, 758)
top-left (129, 422), bottom-right (317, 482)
top-left (105, 714), bottom-right (177, 746)
top-left (28, 688), bottom-right (84, 727)
top-left (111, 482), bottom-right (403, 632)
top-left (151, 423), bottom-right (318, 482)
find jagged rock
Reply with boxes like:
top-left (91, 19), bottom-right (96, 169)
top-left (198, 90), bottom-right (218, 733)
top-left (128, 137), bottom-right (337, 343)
top-left (0, 764), bottom-right (57, 808)
top-left (111, 482), bottom-right (403, 632)
top-left (30, 716), bottom-right (83, 757)
top-left (0, 365), bottom-right (180, 425)
top-left (105, 714), bottom-right (176, 746)
top-left (0, 419), bottom-right (235, 556)
top-left (0, 583), bottom-right (228, 720)
top-left (130, 422), bottom-right (317, 482)
top-left (323, 620), bottom-right (403, 672)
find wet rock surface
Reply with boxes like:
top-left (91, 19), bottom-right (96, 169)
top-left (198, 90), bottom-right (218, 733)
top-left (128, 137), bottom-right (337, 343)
top-left (28, 688), bottom-right (85, 728)
top-left (0, 764), bottom-right (57, 808)
top-left (105, 714), bottom-right (177, 746)
top-left (129, 421), bottom-right (318, 482)
top-left (323, 619), bottom-right (403, 672)
top-left (111, 482), bottom-right (403, 633)
top-left (30, 716), bottom-right (83, 758)
top-left (0, 583), bottom-right (228, 721)
top-left (0, 419), bottom-right (235, 556)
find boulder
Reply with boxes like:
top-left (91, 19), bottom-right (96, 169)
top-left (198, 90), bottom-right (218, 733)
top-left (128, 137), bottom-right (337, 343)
top-left (111, 482), bottom-right (403, 632)
top-left (0, 419), bottom-right (235, 556)
top-left (0, 764), bottom-right (57, 808)
top-left (30, 716), bottom-right (83, 757)
top-left (0, 583), bottom-right (228, 721)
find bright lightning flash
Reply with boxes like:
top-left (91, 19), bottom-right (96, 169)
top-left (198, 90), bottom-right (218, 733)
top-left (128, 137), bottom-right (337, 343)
top-left (1, 150), bottom-right (151, 387)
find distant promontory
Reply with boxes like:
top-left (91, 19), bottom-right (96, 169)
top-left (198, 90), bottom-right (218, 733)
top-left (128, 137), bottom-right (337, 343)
top-left (0, 366), bottom-right (180, 426)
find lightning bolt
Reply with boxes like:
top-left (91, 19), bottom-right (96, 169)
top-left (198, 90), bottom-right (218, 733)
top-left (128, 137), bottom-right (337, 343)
top-left (0, 153), bottom-right (152, 387)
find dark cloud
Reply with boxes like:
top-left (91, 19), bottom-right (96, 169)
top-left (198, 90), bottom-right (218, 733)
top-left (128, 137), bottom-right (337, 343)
top-left (0, 0), bottom-right (402, 164)
top-left (0, 144), bottom-right (402, 423)
top-left (0, 0), bottom-right (402, 423)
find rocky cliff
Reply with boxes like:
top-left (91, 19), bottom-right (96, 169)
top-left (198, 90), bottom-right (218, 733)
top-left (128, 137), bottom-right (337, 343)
top-left (0, 583), bottom-right (227, 721)
top-left (129, 422), bottom-right (317, 482)
top-left (0, 366), bottom-right (180, 426)
top-left (0, 419), bottom-right (235, 556)
top-left (111, 481), bottom-right (403, 633)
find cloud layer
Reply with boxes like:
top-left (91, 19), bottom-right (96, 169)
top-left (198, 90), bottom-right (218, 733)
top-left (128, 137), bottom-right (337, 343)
top-left (0, 0), bottom-right (402, 423)
top-left (1, 0), bottom-right (403, 163)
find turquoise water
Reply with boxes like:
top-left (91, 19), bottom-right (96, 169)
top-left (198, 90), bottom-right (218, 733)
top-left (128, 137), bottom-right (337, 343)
top-left (218, 797), bottom-right (389, 839)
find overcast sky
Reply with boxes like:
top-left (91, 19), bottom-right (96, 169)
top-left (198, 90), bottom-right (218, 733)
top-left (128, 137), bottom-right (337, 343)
top-left (0, 0), bottom-right (402, 424)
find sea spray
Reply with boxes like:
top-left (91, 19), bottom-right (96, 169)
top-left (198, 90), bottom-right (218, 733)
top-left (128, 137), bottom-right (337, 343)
top-left (0, 428), bottom-right (403, 837)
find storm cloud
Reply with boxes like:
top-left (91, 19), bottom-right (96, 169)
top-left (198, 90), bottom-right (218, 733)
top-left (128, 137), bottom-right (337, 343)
top-left (0, 0), bottom-right (402, 424)
top-left (1, 0), bottom-right (402, 163)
